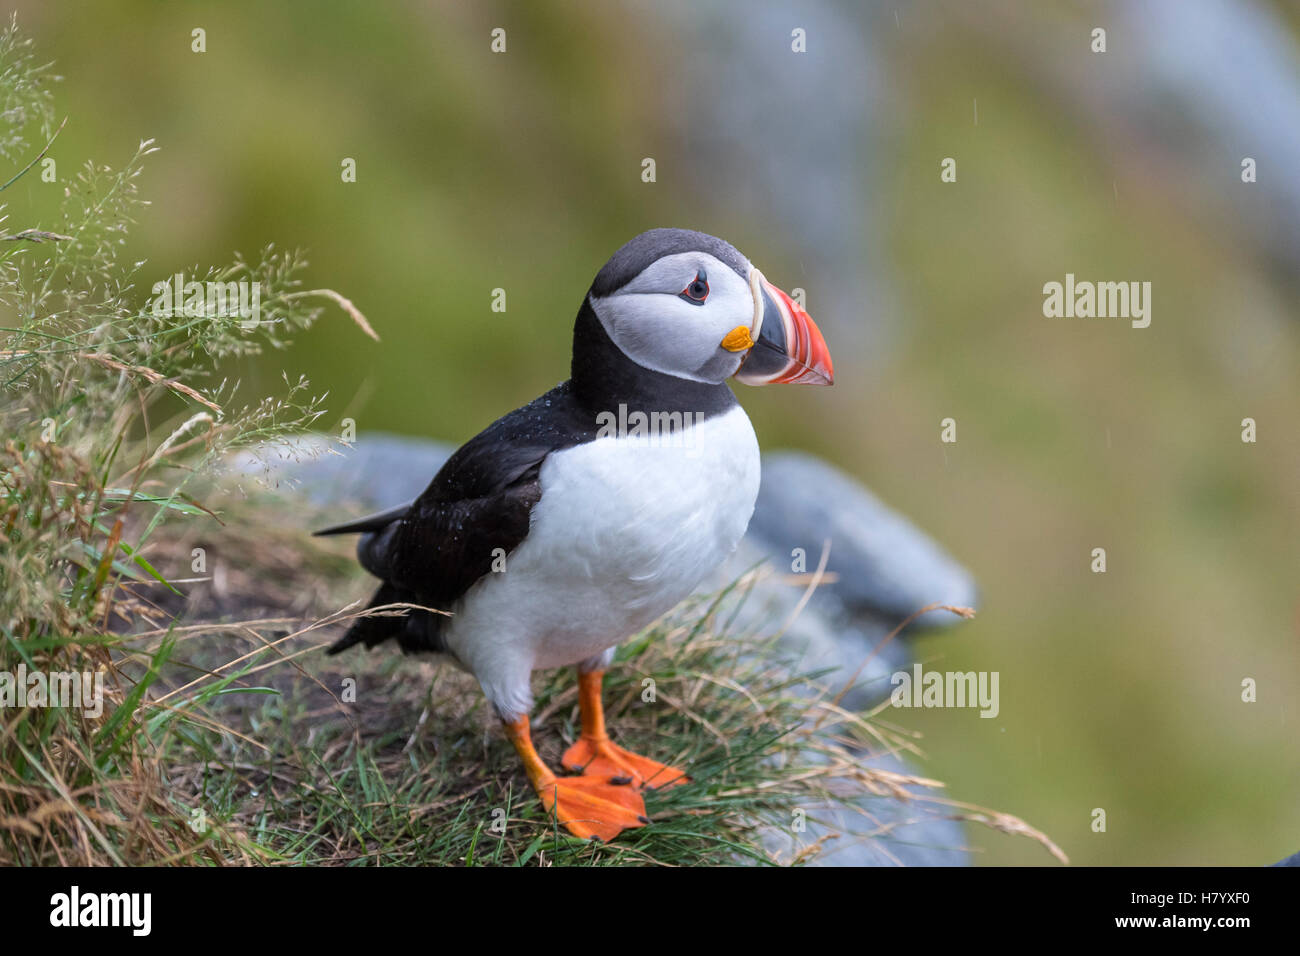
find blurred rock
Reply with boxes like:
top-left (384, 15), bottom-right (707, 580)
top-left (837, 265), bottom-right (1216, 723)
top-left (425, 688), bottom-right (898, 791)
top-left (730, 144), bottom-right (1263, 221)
top-left (230, 433), bottom-right (451, 509)
top-left (680, 1), bottom-right (895, 357)
top-left (761, 751), bottom-right (969, 868)
top-left (712, 451), bottom-right (978, 712)
top-left (748, 451), bottom-right (978, 625)
top-left (1115, 0), bottom-right (1300, 278)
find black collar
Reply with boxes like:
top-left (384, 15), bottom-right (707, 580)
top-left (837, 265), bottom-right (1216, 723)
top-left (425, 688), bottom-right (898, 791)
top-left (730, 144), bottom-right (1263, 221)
top-left (569, 297), bottom-right (738, 419)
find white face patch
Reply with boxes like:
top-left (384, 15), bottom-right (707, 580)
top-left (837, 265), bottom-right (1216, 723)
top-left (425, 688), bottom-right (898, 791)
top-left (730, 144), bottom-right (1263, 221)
top-left (588, 251), bottom-right (756, 384)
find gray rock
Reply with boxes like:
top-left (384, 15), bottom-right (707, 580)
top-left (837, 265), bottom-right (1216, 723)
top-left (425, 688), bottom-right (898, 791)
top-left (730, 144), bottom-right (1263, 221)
top-left (761, 751), bottom-right (969, 868)
top-left (747, 452), bottom-right (978, 629)
top-left (706, 451), bottom-right (978, 713)
top-left (711, 535), bottom-right (912, 710)
top-left (229, 433), bottom-right (454, 510)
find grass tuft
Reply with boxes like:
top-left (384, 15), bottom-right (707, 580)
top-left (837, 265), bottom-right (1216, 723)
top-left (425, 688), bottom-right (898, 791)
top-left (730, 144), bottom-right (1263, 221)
top-left (0, 18), bottom-right (366, 866)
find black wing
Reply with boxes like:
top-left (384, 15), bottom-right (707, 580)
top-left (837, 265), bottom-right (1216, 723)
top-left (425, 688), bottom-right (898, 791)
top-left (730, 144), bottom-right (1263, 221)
top-left (319, 382), bottom-right (597, 655)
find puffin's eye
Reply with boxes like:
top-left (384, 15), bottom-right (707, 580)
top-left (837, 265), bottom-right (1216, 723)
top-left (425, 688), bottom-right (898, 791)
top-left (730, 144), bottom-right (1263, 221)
top-left (678, 270), bottom-right (709, 305)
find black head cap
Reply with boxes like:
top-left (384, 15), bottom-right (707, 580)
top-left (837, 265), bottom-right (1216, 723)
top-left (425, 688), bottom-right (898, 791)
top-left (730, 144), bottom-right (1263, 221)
top-left (589, 228), bottom-right (751, 298)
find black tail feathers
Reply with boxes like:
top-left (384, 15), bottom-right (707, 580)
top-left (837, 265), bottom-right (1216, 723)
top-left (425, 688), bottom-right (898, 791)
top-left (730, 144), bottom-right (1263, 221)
top-left (327, 582), bottom-right (446, 656)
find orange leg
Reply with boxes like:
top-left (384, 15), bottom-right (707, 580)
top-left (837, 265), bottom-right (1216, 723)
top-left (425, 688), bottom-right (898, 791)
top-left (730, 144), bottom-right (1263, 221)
top-left (504, 715), bottom-right (648, 841)
top-left (561, 670), bottom-right (689, 790)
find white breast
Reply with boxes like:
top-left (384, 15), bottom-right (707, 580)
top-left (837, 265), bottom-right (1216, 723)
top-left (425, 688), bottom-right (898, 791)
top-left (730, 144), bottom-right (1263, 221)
top-left (444, 404), bottom-right (760, 718)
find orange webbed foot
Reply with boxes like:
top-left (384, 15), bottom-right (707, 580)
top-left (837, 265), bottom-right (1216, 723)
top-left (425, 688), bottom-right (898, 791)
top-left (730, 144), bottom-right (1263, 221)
top-left (536, 774), bottom-right (649, 842)
top-left (562, 736), bottom-right (689, 790)
top-left (505, 713), bottom-right (650, 842)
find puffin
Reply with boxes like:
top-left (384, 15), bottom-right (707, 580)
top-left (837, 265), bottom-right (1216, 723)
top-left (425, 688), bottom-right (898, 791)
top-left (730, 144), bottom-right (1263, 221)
top-left (315, 228), bottom-right (833, 841)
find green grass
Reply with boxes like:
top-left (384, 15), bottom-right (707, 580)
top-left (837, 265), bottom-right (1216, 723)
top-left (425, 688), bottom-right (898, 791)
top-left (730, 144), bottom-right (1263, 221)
top-left (0, 19), bottom-right (358, 866)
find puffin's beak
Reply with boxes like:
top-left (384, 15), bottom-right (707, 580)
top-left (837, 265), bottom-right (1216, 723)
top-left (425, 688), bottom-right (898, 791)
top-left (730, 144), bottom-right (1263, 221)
top-left (730, 269), bottom-right (834, 386)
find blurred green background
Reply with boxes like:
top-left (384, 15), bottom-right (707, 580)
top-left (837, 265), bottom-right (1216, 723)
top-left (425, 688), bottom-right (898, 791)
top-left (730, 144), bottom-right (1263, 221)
top-left (9, 0), bottom-right (1296, 865)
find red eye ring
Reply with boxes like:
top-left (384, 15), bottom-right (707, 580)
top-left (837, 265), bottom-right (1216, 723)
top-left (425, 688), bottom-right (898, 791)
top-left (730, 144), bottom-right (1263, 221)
top-left (679, 270), bottom-right (709, 305)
